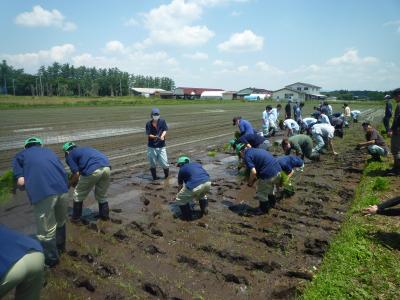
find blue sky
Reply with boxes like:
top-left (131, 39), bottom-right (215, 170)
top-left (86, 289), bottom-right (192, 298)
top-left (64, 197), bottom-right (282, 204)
top-left (1, 0), bottom-right (399, 91)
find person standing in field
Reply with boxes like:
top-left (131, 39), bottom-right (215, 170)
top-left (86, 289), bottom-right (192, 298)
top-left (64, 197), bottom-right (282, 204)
top-left (146, 108), bottom-right (170, 180)
top-left (12, 137), bottom-right (69, 267)
top-left (294, 102), bottom-right (304, 124)
top-left (63, 142), bottom-right (111, 221)
top-left (387, 88), bottom-right (400, 175)
top-left (262, 107), bottom-right (269, 137)
top-left (383, 95), bottom-right (393, 134)
top-left (0, 225), bottom-right (45, 300)
top-left (285, 99), bottom-right (292, 119)
top-left (356, 122), bottom-right (388, 161)
top-left (343, 103), bottom-right (351, 125)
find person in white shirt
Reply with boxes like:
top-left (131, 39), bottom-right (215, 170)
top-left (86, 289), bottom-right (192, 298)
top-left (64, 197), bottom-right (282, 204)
top-left (262, 107), bottom-right (269, 137)
top-left (318, 112), bottom-right (331, 125)
top-left (281, 118), bottom-right (300, 136)
top-left (311, 123), bottom-right (338, 155)
top-left (266, 104), bottom-right (282, 136)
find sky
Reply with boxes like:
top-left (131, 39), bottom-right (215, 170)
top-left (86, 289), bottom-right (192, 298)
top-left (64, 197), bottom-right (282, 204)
top-left (1, 0), bottom-right (400, 91)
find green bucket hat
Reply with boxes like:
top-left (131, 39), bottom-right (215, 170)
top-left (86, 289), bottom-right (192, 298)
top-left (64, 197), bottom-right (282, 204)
top-left (24, 136), bottom-right (43, 148)
top-left (177, 156), bottom-right (190, 166)
top-left (62, 141), bottom-right (76, 152)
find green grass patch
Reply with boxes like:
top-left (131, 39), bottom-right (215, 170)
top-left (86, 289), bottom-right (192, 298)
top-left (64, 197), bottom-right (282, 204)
top-left (0, 170), bottom-right (14, 205)
top-left (301, 160), bottom-right (400, 300)
top-left (207, 150), bottom-right (217, 157)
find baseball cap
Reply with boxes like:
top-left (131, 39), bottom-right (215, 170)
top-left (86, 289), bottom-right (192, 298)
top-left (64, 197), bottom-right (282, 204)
top-left (151, 108), bottom-right (160, 115)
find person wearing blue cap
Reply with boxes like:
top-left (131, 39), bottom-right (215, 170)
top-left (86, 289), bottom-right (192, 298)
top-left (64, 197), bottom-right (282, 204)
top-left (146, 108), bottom-right (169, 180)
top-left (0, 225), bottom-right (44, 300)
top-left (12, 137), bottom-right (69, 267)
top-left (62, 142), bottom-right (111, 222)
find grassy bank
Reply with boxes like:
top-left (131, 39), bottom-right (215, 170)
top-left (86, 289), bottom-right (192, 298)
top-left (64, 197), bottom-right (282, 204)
top-left (0, 95), bottom-right (384, 109)
top-left (301, 158), bottom-right (400, 299)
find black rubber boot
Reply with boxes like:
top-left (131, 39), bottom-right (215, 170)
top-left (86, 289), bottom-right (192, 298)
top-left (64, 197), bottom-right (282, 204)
top-left (258, 201), bottom-right (269, 214)
top-left (150, 168), bottom-right (159, 180)
top-left (371, 154), bottom-right (382, 162)
top-left (98, 202), bottom-right (110, 220)
top-left (179, 204), bottom-right (192, 221)
top-left (41, 239), bottom-right (60, 268)
top-left (71, 201), bottom-right (83, 223)
top-left (163, 168), bottom-right (169, 179)
top-left (309, 152), bottom-right (320, 162)
top-left (268, 194), bottom-right (277, 208)
top-left (56, 225), bottom-right (66, 253)
top-left (199, 197), bottom-right (209, 216)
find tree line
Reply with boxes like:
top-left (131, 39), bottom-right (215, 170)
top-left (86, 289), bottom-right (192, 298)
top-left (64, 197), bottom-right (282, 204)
top-left (322, 90), bottom-right (392, 101)
top-left (0, 60), bottom-right (175, 97)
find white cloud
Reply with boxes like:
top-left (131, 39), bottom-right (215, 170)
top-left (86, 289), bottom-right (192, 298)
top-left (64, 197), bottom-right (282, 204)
top-left (15, 5), bottom-right (77, 31)
top-left (124, 17), bottom-right (139, 27)
top-left (213, 59), bottom-right (233, 66)
top-left (183, 52), bottom-right (209, 60)
top-left (105, 41), bottom-right (126, 54)
top-left (383, 20), bottom-right (400, 33)
top-left (141, 0), bottom-right (214, 47)
top-left (3, 44), bottom-right (76, 71)
top-left (256, 61), bottom-right (285, 75)
top-left (231, 10), bottom-right (242, 17)
top-left (237, 65), bottom-right (248, 72)
top-left (191, 0), bottom-right (250, 6)
top-left (327, 49), bottom-right (378, 65)
top-left (218, 30), bottom-right (263, 52)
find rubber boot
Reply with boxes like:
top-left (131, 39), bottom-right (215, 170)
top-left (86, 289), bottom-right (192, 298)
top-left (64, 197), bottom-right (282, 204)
top-left (71, 201), bottom-right (83, 223)
top-left (179, 204), bottom-right (192, 221)
top-left (371, 153), bottom-right (382, 162)
top-left (309, 152), bottom-right (320, 162)
top-left (150, 168), bottom-right (159, 180)
top-left (199, 197), bottom-right (209, 216)
top-left (98, 202), bottom-right (110, 221)
top-left (41, 239), bottom-right (60, 268)
top-left (56, 225), bottom-right (66, 253)
top-left (163, 168), bottom-right (169, 179)
top-left (258, 201), bottom-right (269, 214)
top-left (268, 194), bottom-right (277, 208)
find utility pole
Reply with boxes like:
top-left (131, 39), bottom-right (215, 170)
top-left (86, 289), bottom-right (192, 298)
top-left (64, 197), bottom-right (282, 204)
top-left (39, 74), bottom-right (43, 96)
top-left (35, 77), bottom-right (38, 96)
top-left (120, 78), bottom-right (122, 96)
top-left (12, 79), bottom-right (15, 96)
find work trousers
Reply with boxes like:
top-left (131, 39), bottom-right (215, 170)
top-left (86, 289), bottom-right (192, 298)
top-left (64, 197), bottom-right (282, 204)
top-left (176, 181), bottom-right (212, 206)
top-left (256, 173), bottom-right (282, 203)
top-left (74, 167), bottom-right (110, 203)
top-left (34, 193), bottom-right (69, 242)
top-left (147, 147), bottom-right (169, 169)
top-left (0, 252), bottom-right (44, 300)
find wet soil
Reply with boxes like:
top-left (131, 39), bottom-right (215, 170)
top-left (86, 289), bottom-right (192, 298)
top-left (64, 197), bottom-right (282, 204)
top-left (0, 104), bottom-right (377, 299)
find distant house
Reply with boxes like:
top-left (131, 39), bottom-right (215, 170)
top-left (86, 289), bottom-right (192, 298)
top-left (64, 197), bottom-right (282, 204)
top-left (272, 82), bottom-right (326, 101)
top-left (237, 87), bottom-right (272, 99)
top-left (222, 91), bottom-right (237, 100)
top-left (174, 87), bottom-right (224, 99)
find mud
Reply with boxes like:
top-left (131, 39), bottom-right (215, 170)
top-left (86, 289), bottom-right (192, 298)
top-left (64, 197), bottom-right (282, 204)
top-left (0, 104), bottom-right (379, 299)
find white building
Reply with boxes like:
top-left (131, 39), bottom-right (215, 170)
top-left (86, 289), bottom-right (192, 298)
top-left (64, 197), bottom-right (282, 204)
top-left (272, 82), bottom-right (325, 101)
top-left (200, 90), bottom-right (225, 99)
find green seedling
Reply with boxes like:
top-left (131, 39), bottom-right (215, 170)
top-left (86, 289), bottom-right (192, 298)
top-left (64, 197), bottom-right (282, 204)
top-left (0, 170), bottom-right (14, 205)
top-left (372, 177), bottom-right (389, 191)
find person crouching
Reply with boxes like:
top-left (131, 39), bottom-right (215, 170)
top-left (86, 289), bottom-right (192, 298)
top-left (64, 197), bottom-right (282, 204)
top-left (176, 156), bottom-right (212, 221)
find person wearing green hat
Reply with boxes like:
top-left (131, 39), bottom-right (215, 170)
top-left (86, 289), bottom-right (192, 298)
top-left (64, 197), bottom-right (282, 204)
top-left (63, 142), bottom-right (111, 221)
top-left (176, 156), bottom-right (211, 221)
top-left (236, 143), bottom-right (282, 214)
top-left (12, 137), bottom-right (69, 267)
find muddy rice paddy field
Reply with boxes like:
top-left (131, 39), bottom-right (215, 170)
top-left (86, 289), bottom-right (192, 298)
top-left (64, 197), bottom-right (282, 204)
top-left (0, 102), bottom-right (384, 299)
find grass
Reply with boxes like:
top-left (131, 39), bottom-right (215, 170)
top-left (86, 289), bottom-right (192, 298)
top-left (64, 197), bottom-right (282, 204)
top-left (0, 170), bottom-right (14, 205)
top-left (301, 159), bottom-right (400, 299)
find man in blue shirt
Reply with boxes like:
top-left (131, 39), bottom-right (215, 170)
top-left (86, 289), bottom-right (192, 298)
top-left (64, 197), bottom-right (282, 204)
top-left (176, 156), bottom-right (211, 221)
top-left (12, 137), bottom-right (69, 267)
top-left (0, 225), bottom-right (44, 300)
top-left (238, 132), bottom-right (271, 151)
top-left (233, 116), bottom-right (256, 136)
top-left (277, 155), bottom-right (304, 176)
top-left (146, 108), bottom-right (170, 180)
top-left (63, 142), bottom-right (111, 222)
top-left (237, 144), bottom-right (282, 214)
top-left (383, 95), bottom-right (392, 134)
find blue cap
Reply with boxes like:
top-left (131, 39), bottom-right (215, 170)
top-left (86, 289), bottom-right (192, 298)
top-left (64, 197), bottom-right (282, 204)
top-left (151, 108), bottom-right (160, 115)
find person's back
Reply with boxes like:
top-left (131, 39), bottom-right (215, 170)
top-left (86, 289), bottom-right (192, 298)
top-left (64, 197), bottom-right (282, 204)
top-left (239, 119), bottom-right (255, 135)
top-left (238, 133), bottom-right (266, 148)
top-left (243, 148), bottom-right (281, 179)
top-left (13, 146), bottom-right (68, 204)
top-left (178, 162), bottom-right (210, 190)
top-left (66, 147), bottom-right (110, 176)
top-left (277, 155), bottom-right (304, 174)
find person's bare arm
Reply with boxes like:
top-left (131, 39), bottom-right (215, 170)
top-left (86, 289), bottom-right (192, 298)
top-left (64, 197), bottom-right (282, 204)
top-left (69, 172), bottom-right (80, 188)
top-left (247, 168), bottom-right (257, 187)
top-left (328, 139), bottom-right (338, 155)
top-left (160, 130), bottom-right (167, 140)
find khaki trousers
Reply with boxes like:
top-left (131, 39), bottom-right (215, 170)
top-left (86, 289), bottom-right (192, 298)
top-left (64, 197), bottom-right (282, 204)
top-left (74, 167), bottom-right (110, 203)
top-left (176, 181), bottom-right (212, 206)
top-left (0, 252), bottom-right (44, 300)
